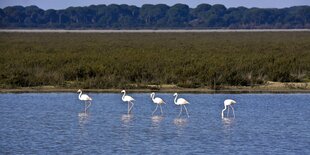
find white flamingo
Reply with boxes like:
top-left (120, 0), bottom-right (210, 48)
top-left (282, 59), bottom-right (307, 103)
top-left (77, 89), bottom-right (92, 113)
top-left (121, 90), bottom-right (135, 114)
top-left (150, 92), bottom-right (166, 115)
top-left (173, 93), bottom-right (190, 117)
top-left (222, 99), bottom-right (237, 118)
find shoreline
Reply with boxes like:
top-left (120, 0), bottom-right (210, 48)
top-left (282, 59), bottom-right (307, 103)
top-left (1, 29), bottom-right (310, 33)
top-left (2, 82), bottom-right (309, 93)
top-left (1, 87), bottom-right (310, 94)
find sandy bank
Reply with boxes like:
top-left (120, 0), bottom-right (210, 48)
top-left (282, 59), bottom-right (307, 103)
top-left (1, 29), bottom-right (310, 33)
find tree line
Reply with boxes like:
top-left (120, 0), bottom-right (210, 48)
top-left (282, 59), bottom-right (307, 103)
top-left (1, 4), bottom-right (310, 29)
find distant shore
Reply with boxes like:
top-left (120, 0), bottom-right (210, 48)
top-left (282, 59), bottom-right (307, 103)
top-left (1, 29), bottom-right (310, 33)
top-left (1, 84), bottom-right (310, 94)
top-left (1, 89), bottom-right (310, 94)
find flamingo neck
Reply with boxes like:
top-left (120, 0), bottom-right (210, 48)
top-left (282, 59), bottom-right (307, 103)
top-left (151, 94), bottom-right (155, 102)
top-left (174, 94), bottom-right (178, 104)
top-left (122, 91), bottom-right (126, 100)
top-left (78, 91), bottom-right (82, 99)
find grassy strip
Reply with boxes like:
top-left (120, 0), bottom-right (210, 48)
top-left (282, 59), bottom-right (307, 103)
top-left (1, 87), bottom-right (310, 94)
top-left (0, 32), bottom-right (310, 89)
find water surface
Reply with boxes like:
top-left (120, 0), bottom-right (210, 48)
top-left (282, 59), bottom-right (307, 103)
top-left (0, 93), bottom-right (309, 154)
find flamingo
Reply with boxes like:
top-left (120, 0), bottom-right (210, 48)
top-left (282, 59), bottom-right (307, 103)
top-left (222, 99), bottom-right (237, 118)
top-left (173, 93), bottom-right (190, 118)
top-left (77, 89), bottom-right (92, 113)
top-left (121, 90), bottom-right (135, 114)
top-left (150, 92), bottom-right (166, 115)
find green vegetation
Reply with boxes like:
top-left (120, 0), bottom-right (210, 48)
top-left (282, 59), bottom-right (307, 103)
top-left (1, 4), bottom-right (310, 29)
top-left (0, 32), bottom-right (309, 89)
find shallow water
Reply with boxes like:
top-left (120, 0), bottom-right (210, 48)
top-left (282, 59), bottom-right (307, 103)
top-left (0, 93), bottom-right (309, 154)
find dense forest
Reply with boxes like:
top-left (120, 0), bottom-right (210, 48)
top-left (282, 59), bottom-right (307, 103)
top-left (1, 4), bottom-right (310, 29)
top-left (0, 32), bottom-right (309, 89)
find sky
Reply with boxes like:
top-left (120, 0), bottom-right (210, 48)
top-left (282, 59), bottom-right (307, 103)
top-left (0, 0), bottom-right (310, 10)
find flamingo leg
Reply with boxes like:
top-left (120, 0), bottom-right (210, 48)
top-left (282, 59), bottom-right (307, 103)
top-left (129, 102), bottom-right (134, 113)
top-left (84, 101), bottom-right (87, 113)
top-left (221, 105), bottom-right (227, 118)
top-left (227, 106), bottom-right (230, 117)
top-left (230, 105), bottom-right (235, 118)
top-left (127, 101), bottom-right (130, 114)
top-left (86, 101), bottom-right (92, 112)
top-left (159, 105), bottom-right (163, 115)
top-left (184, 105), bottom-right (189, 118)
top-left (178, 105), bottom-right (183, 117)
top-left (152, 104), bottom-right (158, 115)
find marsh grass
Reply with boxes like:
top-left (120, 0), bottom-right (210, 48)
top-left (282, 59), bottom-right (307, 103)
top-left (0, 32), bottom-right (309, 89)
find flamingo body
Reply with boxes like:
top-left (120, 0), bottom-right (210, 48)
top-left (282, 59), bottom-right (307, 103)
top-left (173, 93), bottom-right (190, 117)
top-left (150, 92), bottom-right (165, 105)
top-left (121, 90), bottom-right (135, 114)
top-left (224, 99), bottom-right (236, 106)
top-left (122, 95), bottom-right (134, 102)
top-left (153, 97), bottom-right (165, 104)
top-left (175, 98), bottom-right (189, 105)
top-left (150, 92), bottom-right (166, 115)
top-left (222, 99), bottom-right (237, 118)
top-left (77, 89), bottom-right (92, 113)
top-left (79, 94), bottom-right (92, 101)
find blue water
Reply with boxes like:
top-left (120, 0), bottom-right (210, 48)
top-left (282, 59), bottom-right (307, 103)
top-left (0, 93), bottom-right (309, 154)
